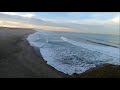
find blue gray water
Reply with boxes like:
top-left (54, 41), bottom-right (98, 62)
top-left (27, 30), bottom-right (120, 75)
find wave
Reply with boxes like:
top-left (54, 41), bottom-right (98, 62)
top-left (86, 39), bottom-right (119, 48)
top-left (61, 36), bottom-right (120, 58)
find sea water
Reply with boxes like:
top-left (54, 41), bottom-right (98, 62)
top-left (27, 30), bottom-right (120, 75)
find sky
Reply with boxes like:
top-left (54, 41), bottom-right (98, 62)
top-left (0, 12), bottom-right (119, 25)
top-left (0, 12), bottom-right (119, 34)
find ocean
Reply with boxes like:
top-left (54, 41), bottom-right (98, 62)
top-left (27, 30), bottom-right (120, 75)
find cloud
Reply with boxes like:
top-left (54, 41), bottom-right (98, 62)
top-left (1, 12), bottom-right (118, 26)
top-left (0, 20), bottom-right (34, 28)
top-left (74, 16), bottom-right (119, 25)
top-left (0, 12), bottom-right (35, 18)
top-left (45, 15), bottom-right (120, 26)
top-left (111, 16), bottom-right (120, 24)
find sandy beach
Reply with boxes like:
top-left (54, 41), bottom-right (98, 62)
top-left (0, 27), bottom-right (68, 78)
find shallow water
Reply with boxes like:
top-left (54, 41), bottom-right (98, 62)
top-left (27, 31), bottom-right (120, 75)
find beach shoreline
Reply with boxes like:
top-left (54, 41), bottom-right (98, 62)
top-left (0, 27), bottom-right (120, 78)
top-left (0, 27), bottom-right (68, 78)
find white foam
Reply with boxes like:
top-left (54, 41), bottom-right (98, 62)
top-left (27, 32), bottom-right (120, 75)
top-left (61, 36), bottom-right (120, 59)
top-left (40, 47), bottom-right (94, 74)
